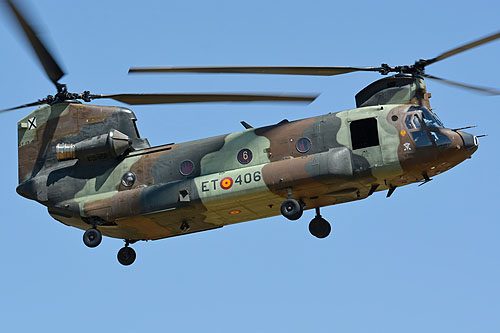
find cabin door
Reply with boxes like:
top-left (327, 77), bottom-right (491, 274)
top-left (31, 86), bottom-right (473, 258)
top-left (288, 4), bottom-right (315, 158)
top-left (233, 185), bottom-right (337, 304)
top-left (348, 117), bottom-right (383, 168)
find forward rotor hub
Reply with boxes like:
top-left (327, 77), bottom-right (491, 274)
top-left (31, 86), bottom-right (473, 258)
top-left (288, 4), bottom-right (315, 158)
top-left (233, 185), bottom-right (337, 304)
top-left (379, 62), bottom-right (426, 76)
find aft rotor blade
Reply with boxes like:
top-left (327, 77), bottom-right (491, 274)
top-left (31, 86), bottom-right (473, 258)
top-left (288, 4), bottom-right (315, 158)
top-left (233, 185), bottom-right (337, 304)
top-left (423, 31), bottom-right (500, 66)
top-left (129, 66), bottom-right (383, 76)
top-left (422, 74), bottom-right (500, 96)
top-left (0, 100), bottom-right (46, 113)
top-left (5, 0), bottom-right (65, 86)
top-left (93, 93), bottom-right (318, 105)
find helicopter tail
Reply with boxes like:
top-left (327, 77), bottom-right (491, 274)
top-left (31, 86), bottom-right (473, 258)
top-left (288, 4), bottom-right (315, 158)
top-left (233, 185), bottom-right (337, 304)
top-left (18, 105), bottom-right (52, 184)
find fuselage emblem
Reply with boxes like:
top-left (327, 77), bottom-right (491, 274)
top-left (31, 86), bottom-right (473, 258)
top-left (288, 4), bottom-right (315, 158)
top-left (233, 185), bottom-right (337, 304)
top-left (28, 117), bottom-right (37, 130)
top-left (237, 149), bottom-right (253, 164)
top-left (220, 177), bottom-right (233, 190)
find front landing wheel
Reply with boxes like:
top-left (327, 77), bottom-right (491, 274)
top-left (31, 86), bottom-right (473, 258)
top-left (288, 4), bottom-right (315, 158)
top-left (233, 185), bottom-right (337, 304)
top-left (117, 246), bottom-right (136, 266)
top-left (83, 228), bottom-right (102, 248)
top-left (281, 199), bottom-right (303, 220)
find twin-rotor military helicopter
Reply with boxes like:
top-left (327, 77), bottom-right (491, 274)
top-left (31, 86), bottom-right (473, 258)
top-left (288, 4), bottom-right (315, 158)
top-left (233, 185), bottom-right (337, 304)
top-left (4, 0), bottom-right (499, 265)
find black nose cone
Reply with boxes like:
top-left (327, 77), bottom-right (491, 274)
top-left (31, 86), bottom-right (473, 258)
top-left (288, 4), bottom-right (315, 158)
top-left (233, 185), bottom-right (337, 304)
top-left (459, 131), bottom-right (478, 153)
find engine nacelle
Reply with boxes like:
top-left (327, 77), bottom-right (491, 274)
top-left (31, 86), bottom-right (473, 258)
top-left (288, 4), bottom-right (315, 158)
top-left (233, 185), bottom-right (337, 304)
top-left (56, 129), bottom-right (131, 162)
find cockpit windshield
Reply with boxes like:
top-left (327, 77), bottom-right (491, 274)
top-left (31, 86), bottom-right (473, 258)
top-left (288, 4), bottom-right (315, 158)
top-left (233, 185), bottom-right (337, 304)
top-left (405, 107), bottom-right (449, 149)
top-left (408, 107), bottom-right (443, 128)
top-left (421, 109), bottom-right (443, 128)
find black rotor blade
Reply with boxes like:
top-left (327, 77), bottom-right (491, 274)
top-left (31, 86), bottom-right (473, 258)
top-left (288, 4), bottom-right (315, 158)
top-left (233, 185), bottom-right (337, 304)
top-left (92, 93), bottom-right (318, 105)
top-left (129, 66), bottom-right (383, 76)
top-left (5, 0), bottom-right (65, 86)
top-left (0, 100), bottom-right (46, 113)
top-left (423, 31), bottom-right (500, 67)
top-left (422, 74), bottom-right (500, 96)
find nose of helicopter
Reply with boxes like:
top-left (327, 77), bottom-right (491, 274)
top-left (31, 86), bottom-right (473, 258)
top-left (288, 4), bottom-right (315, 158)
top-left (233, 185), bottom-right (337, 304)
top-left (412, 128), bottom-right (479, 179)
top-left (457, 131), bottom-right (479, 155)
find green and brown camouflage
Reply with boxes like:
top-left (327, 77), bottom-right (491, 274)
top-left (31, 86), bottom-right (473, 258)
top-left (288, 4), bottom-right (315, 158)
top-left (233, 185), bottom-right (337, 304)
top-left (5, 0), bottom-right (495, 265)
top-left (16, 75), bottom-right (478, 242)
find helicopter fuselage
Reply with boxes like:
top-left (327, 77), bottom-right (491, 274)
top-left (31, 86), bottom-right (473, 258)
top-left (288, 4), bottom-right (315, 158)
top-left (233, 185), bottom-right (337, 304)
top-left (16, 97), bottom-right (477, 241)
top-left (5, 0), bottom-right (495, 265)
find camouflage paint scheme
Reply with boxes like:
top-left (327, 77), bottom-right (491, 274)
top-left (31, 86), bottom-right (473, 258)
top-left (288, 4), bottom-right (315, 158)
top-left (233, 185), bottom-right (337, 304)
top-left (16, 76), bottom-right (478, 242)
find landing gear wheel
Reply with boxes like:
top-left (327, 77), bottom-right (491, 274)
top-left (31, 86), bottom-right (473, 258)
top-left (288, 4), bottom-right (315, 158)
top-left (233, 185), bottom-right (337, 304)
top-left (83, 228), bottom-right (102, 248)
top-left (117, 246), bottom-right (136, 266)
top-left (281, 198), bottom-right (303, 220)
top-left (309, 217), bottom-right (331, 239)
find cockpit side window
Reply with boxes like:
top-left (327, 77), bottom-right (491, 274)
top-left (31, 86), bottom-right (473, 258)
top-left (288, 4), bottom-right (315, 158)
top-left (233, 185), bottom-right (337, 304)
top-left (413, 115), bottom-right (422, 129)
top-left (405, 115), bottom-right (414, 129)
top-left (409, 113), bottom-right (431, 147)
top-left (404, 114), bottom-right (422, 130)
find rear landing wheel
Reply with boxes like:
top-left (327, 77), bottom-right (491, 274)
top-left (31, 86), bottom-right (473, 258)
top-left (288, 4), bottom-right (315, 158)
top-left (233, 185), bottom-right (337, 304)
top-left (309, 216), bottom-right (331, 239)
top-left (83, 228), bottom-right (102, 248)
top-left (117, 246), bottom-right (136, 266)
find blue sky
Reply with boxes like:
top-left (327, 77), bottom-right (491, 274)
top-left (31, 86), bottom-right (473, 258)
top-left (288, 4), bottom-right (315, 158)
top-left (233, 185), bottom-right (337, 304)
top-left (1, 0), bottom-right (499, 332)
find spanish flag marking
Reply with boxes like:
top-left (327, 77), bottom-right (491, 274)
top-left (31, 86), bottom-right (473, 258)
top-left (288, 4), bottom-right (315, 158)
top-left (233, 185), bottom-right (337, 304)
top-left (220, 177), bottom-right (233, 190)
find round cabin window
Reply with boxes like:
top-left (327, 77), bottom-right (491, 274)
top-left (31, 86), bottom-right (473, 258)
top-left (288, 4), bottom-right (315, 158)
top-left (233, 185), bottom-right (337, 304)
top-left (296, 137), bottom-right (312, 153)
top-left (179, 160), bottom-right (195, 176)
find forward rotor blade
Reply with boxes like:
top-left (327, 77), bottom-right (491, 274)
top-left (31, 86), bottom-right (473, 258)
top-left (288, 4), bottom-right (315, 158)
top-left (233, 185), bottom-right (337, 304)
top-left (129, 66), bottom-right (383, 76)
top-left (93, 93), bottom-right (318, 105)
top-left (0, 100), bottom-right (45, 113)
top-left (424, 31), bottom-right (500, 66)
top-left (422, 74), bottom-right (500, 95)
top-left (5, 0), bottom-right (65, 86)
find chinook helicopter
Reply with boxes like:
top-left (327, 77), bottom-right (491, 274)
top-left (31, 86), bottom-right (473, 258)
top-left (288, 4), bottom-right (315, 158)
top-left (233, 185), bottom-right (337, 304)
top-left (4, 0), bottom-right (499, 266)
